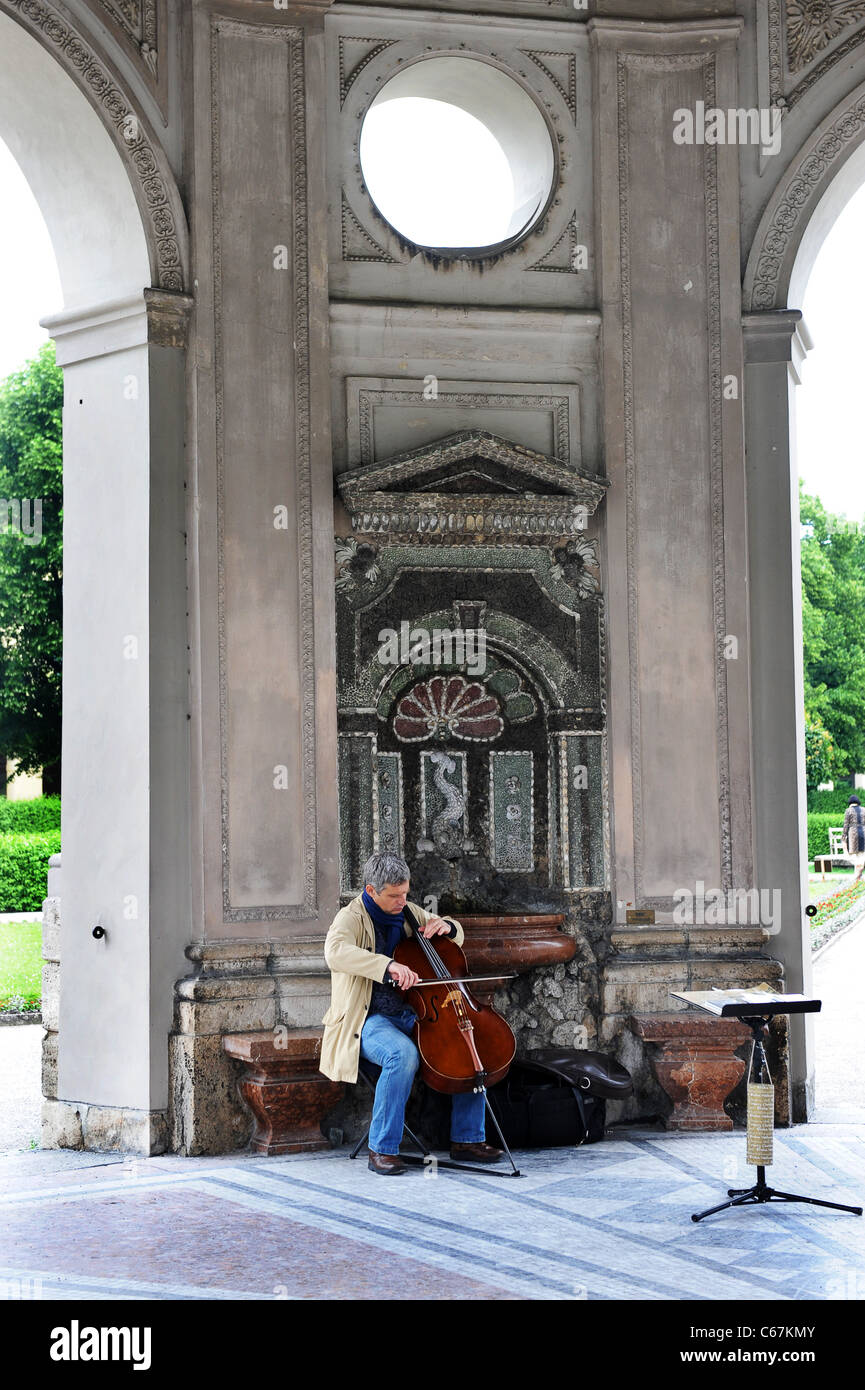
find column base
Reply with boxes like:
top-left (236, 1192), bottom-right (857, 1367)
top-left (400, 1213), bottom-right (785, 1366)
top-left (41, 1098), bottom-right (169, 1155)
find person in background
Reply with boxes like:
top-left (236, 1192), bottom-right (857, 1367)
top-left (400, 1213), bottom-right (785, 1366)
top-left (842, 794), bottom-right (865, 883)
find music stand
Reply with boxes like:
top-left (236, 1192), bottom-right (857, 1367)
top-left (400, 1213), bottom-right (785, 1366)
top-left (670, 990), bottom-right (863, 1223)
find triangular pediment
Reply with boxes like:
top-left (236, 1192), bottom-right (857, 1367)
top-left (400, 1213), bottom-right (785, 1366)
top-left (336, 430), bottom-right (608, 543)
top-left (338, 430), bottom-right (608, 504)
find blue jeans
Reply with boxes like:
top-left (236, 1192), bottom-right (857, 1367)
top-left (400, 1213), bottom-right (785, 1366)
top-left (359, 1008), bottom-right (487, 1156)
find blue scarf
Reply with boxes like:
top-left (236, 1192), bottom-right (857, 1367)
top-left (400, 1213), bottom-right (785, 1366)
top-left (361, 889), bottom-right (405, 956)
top-left (362, 890), bottom-right (412, 1019)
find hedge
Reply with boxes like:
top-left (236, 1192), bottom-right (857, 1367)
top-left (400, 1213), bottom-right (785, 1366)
top-left (0, 829), bottom-right (61, 911)
top-left (0, 795), bottom-right (61, 834)
top-left (807, 812), bottom-right (850, 863)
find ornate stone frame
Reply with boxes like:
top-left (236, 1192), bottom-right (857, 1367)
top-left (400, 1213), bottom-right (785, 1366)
top-left (337, 429), bottom-right (609, 542)
top-left (745, 74), bottom-right (865, 311)
top-left (767, 0), bottom-right (865, 111)
top-left (0, 0), bottom-right (189, 292)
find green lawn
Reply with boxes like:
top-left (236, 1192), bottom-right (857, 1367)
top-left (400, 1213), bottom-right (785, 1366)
top-left (0, 920), bottom-right (42, 1009)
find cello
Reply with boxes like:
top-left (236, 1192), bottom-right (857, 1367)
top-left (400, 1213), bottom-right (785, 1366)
top-left (392, 919), bottom-right (516, 1095)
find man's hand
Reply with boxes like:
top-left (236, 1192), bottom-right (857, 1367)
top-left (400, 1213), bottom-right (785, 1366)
top-left (387, 960), bottom-right (420, 990)
top-left (420, 915), bottom-right (452, 938)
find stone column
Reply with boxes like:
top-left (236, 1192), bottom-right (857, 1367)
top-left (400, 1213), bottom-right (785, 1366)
top-left (175, 0), bottom-right (338, 1150)
top-left (743, 310), bottom-right (814, 1122)
top-left (589, 18), bottom-right (754, 922)
top-left (40, 289), bottom-right (193, 1154)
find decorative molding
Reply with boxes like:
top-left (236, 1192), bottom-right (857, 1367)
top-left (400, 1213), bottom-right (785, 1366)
top-left (340, 191), bottom-right (397, 263)
top-left (89, 0), bottom-right (160, 79)
top-left (519, 47), bottom-right (577, 119)
top-left (211, 17), bottom-right (318, 920)
top-left (526, 215), bottom-right (581, 274)
top-left (338, 34), bottom-right (397, 106)
top-left (744, 83), bottom-right (865, 310)
top-left (332, 21), bottom-right (583, 279)
top-left (616, 50), bottom-right (732, 901)
top-left (768, 0), bottom-right (785, 107)
top-left (353, 384), bottom-right (575, 467)
top-left (787, 0), bottom-right (865, 73)
top-left (767, 1), bottom-right (865, 108)
top-left (337, 428), bottom-right (609, 542)
top-left (1, 0), bottom-right (187, 291)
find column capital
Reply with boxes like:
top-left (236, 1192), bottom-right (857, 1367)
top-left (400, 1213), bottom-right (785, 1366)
top-left (41, 289), bottom-right (194, 365)
top-left (587, 16), bottom-right (744, 46)
top-left (144, 288), bottom-right (195, 349)
top-left (742, 310), bottom-right (813, 382)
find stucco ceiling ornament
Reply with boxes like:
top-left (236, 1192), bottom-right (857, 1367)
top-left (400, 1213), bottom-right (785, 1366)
top-left (786, 0), bottom-right (865, 72)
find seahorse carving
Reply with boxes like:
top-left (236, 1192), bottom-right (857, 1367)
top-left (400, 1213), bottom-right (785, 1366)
top-left (429, 750), bottom-right (467, 860)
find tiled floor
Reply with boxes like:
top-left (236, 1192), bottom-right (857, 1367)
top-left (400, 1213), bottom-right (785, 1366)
top-left (1, 1126), bottom-right (863, 1300)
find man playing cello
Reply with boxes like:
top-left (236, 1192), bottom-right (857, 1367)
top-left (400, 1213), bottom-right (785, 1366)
top-left (320, 851), bottom-right (504, 1174)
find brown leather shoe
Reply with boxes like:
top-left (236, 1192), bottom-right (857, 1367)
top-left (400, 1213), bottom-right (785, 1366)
top-left (450, 1142), bottom-right (504, 1163)
top-left (368, 1150), bottom-right (406, 1175)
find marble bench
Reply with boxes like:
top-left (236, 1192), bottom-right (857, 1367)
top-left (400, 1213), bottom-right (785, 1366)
top-left (222, 1028), bottom-right (344, 1155)
top-left (629, 1013), bottom-right (752, 1131)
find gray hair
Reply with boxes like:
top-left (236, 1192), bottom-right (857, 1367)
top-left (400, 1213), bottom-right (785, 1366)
top-left (362, 851), bottom-right (410, 891)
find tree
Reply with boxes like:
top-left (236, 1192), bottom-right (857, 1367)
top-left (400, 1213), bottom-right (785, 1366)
top-left (800, 482), bottom-right (865, 777)
top-left (0, 341), bottom-right (62, 794)
top-left (804, 709), bottom-right (837, 790)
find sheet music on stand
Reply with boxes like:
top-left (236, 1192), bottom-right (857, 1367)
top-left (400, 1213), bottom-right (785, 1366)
top-left (672, 982), bottom-right (861, 1222)
top-left (671, 984), bottom-right (821, 1018)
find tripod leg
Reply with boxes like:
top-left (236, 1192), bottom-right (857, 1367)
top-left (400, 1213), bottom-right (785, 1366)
top-left (692, 1189), bottom-right (758, 1222)
top-left (767, 1188), bottom-right (863, 1215)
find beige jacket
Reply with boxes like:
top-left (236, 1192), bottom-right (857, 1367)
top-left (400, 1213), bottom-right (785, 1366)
top-left (318, 895), bottom-right (464, 1084)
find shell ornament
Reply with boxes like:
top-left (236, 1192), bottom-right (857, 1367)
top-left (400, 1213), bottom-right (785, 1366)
top-left (393, 675), bottom-right (504, 743)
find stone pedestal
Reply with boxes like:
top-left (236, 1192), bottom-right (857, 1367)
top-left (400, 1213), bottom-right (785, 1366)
top-left (223, 1028), bottom-right (343, 1155)
top-left (630, 1013), bottom-right (751, 1131)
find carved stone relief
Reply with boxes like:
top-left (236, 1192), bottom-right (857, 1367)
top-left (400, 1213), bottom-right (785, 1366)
top-left (768, 1), bottom-right (865, 109)
top-left (744, 84), bottom-right (865, 310)
top-left (90, 0), bottom-right (161, 81)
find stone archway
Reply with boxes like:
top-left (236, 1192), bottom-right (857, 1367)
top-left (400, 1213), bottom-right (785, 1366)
top-left (743, 76), bottom-right (865, 1120)
top-left (0, 2), bottom-right (192, 1152)
top-left (745, 78), bottom-right (865, 313)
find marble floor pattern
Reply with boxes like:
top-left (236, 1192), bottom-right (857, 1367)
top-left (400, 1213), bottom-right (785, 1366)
top-left (1, 1126), bottom-right (864, 1300)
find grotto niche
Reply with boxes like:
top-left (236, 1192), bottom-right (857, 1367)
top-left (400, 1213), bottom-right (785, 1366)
top-left (333, 430), bottom-right (610, 921)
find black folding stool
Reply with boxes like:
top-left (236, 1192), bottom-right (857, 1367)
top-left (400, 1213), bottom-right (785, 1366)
top-left (349, 1058), bottom-right (521, 1177)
